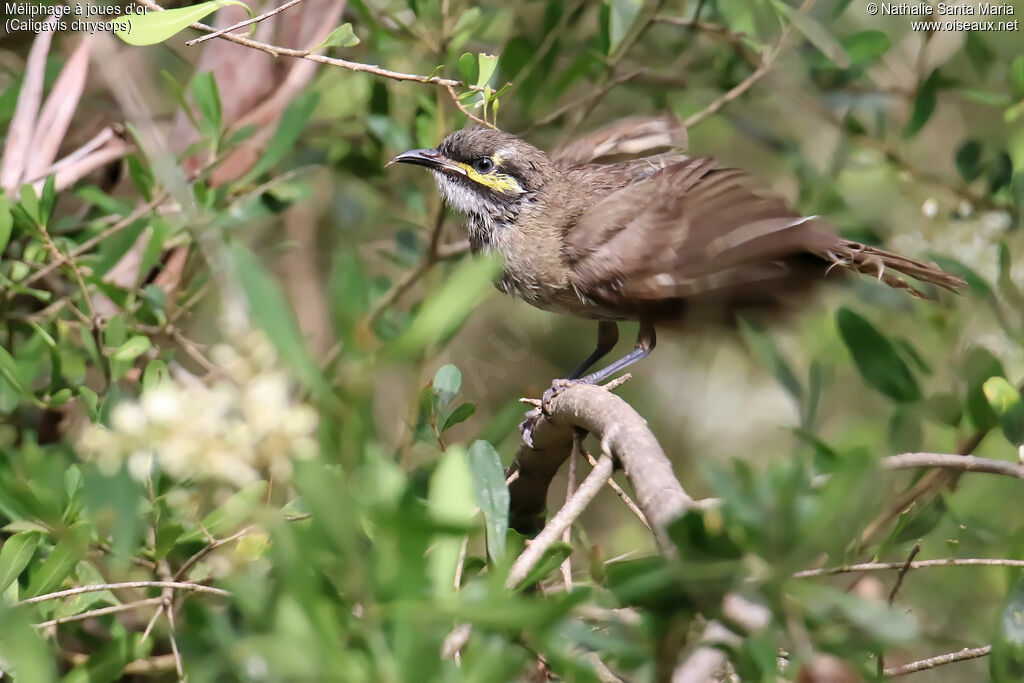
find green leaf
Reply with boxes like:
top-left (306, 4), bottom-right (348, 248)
top-left (26, 522), bottom-right (91, 598)
top-left (0, 532), bottom-right (41, 593)
top-left (240, 92), bottom-right (319, 184)
top-left (836, 308), bottom-right (920, 402)
top-left (992, 573), bottom-right (1024, 681)
top-left (113, 0), bottom-right (252, 46)
top-left (18, 184), bottom-right (40, 226)
top-left (78, 387), bottom-right (99, 421)
top-left (141, 360), bottom-right (170, 392)
top-left (316, 22), bottom-right (360, 49)
top-left (458, 52), bottom-right (478, 85)
top-left (61, 633), bottom-right (150, 683)
top-left (467, 440), bottom-right (509, 562)
top-left (441, 402), bottom-right (476, 432)
top-left (230, 243), bottom-right (331, 401)
top-left (964, 347), bottom-right (1005, 432)
top-left (0, 603), bottom-right (56, 682)
top-left (428, 446), bottom-right (476, 597)
top-left (903, 74), bottom-right (939, 138)
top-left (433, 364), bottom-right (461, 407)
top-left (476, 53), bottom-right (499, 88)
top-left (955, 140), bottom-right (983, 182)
top-left (111, 336), bottom-right (151, 362)
top-left (190, 71), bottom-right (222, 138)
top-left (0, 194), bottom-right (12, 256)
top-left (607, 0), bottom-right (641, 54)
top-left (841, 30), bottom-right (889, 65)
top-left (990, 152), bottom-right (1014, 194)
top-left (772, 0), bottom-right (850, 68)
top-left (391, 255), bottom-right (501, 356)
top-left (1011, 55), bottom-right (1024, 101)
top-left (180, 481), bottom-right (267, 543)
top-left (982, 377), bottom-right (1024, 447)
top-left (516, 542), bottom-right (572, 590)
top-left (738, 317), bottom-right (802, 404)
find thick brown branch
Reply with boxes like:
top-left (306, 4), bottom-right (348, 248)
top-left (507, 382), bottom-right (695, 554)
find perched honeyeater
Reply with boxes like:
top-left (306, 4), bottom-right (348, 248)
top-left (389, 117), bottom-right (964, 384)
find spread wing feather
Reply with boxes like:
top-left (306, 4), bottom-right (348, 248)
top-left (562, 156), bottom-right (963, 312)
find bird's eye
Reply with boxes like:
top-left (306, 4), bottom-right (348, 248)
top-left (472, 157), bottom-right (495, 173)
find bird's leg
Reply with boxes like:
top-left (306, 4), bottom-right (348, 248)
top-left (577, 318), bottom-right (656, 385)
top-left (521, 320), bottom-right (653, 449)
top-left (569, 320), bottom-right (619, 379)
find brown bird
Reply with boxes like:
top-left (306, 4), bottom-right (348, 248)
top-left (390, 117), bottom-right (964, 385)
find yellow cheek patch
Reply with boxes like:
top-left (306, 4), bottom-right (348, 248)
top-left (455, 161), bottom-right (525, 195)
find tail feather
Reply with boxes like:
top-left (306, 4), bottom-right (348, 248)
top-left (820, 239), bottom-right (966, 299)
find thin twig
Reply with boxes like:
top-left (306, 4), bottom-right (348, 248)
top-left (793, 557), bottom-right (1024, 579)
top-left (174, 525), bottom-right (256, 581)
top-left (506, 454), bottom-right (614, 589)
top-left (682, 0), bottom-right (807, 130)
top-left (19, 192), bottom-right (167, 291)
top-left (33, 597), bottom-right (164, 629)
top-left (583, 450), bottom-right (651, 530)
top-left (445, 85), bottom-right (495, 129)
top-left (137, 0), bottom-right (474, 90)
top-left (880, 543), bottom-right (921, 676)
top-left (16, 581), bottom-right (230, 606)
top-left (882, 453), bottom-right (1024, 481)
top-left (561, 432), bottom-right (582, 590)
top-left (883, 645), bottom-right (991, 677)
top-left (888, 543), bottom-right (921, 606)
top-left (186, 0), bottom-right (307, 45)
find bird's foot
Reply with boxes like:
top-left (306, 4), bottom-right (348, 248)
top-left (519, 377), bottom-right (586, 448)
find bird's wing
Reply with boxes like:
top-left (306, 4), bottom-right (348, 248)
top-left (552, 114), bottom-right (687, 166)
top-left (563, 156), bottom-right (838, 304)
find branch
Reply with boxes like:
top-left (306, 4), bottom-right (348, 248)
top-left (15, 581), bottom-right (230, 606)
top-left (883, 645), bottom-right (991, 677)
top-left (507, 382), bottom-right (696, 554)
top-left (505, 454), bottom-right (614, 589)
top-left (881, 452), bottom-right (1024, 480)
top-left (793, 557), bottom-right (1024, 579)
top-left (185, 0), bottom-right (307, 46)
top-left (681, 0), bottom-right (807, 130)
top-left (138, 0), bottom-right (472, 89)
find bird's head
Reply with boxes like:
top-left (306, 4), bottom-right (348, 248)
top-left (389, 128), bottom-right (551, 248)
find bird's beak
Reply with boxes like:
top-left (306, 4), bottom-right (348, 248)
top-left (387, 148), bottom-right (466, 176)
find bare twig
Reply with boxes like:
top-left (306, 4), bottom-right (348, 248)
top-left (33, 597), bottom-right (164, 629)
top-left (793, 557), bottom-right (1024, 579)
top-left (561, 433), bottom-right (582, 590)
top-left (506, 454), bottom-right (614, 589)
top-left (888, 543), bottom-right (921, 606)
top-left (881, 452), bottom-right (1024, 480)
top-left (883, 645), bottom-right (991, 677)
top-left (16, 581), bottom-right (230, 606)
top-left (138, 0), bottom-right (475, 90)
top-left (19, 192), bottom-right (167, 291)
top-left (444, 84), bottom-right (495, 129)
top-left (583, 449), bottom-right (651, 530)
top-left (682, 0), bottom-right (807, 130)
top-left (186, 0), bottom-right (307, 45)
top-left (880, 543), bottom-right (921, 676)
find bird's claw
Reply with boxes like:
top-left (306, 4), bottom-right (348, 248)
top-left (519, 378), bottom-right (585, 448)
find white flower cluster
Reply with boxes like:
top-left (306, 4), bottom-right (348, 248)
top-left (80, 332), bottom-right (318, 487)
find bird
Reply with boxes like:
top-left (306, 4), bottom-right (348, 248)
top-left (389, 116), bottom-right (965, 386)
